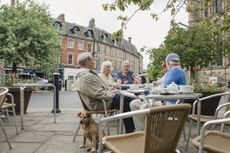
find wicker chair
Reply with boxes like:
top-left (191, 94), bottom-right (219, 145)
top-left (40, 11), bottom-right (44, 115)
top-left (185, 92), bottom-right (230, 150)
top-left (192, 118), bottom-right (230, 153)
top-left (1, 92), bottom-right (19, 135)
top-left (0, 87), bottom-right (12, 149)
top-left (73, 91), bottom-right (117, 142)
top-left (98, 104), bottom-right (191, 153)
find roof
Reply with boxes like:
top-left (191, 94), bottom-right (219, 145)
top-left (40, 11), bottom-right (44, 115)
top-left (54, 19), bottom-right (142, 58)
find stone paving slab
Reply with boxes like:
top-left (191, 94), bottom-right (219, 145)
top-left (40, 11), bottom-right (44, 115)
top-left (0, 108), bottom-right (208, 153)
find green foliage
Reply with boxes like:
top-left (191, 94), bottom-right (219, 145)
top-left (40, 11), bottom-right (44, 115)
top-left (192, 83), bottom-right (226, 93)
top-left (145, 19), bottom-right (230, 80)
top-left (112, 29), bottom-right (123, 40)
top-left (145, 46), bottom-right (167, 80)
top-left (0, 0), bottom-right (61, 75)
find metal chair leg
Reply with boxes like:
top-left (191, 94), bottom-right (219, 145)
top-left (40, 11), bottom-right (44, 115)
top-left (73, 124), bottom-right (81, 142)
top-left (5, 109), bottom-right (10, 122)
top-left (182, 127), bottom-right (187, 142)
top-left (0, 117), bottom-right (12, 149)
top-left (185, 119), bottom-right (193, 150)
top-left (11, 107), bottom-right (19, 134)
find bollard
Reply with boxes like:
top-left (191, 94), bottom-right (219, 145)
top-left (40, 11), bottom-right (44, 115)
top-left (65, 80), bottom-right (67, 91)
top-left (52, 73), bottom-right (61, 113)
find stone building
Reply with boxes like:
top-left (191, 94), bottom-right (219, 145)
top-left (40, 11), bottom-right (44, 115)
top-left (188, 0), bottom-right (230, 85)
top-left (54, 14), bottom-right (143, 81)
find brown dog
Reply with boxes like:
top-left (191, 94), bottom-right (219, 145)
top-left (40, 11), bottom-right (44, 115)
top-left (77, 112), bottom-right (99, 152)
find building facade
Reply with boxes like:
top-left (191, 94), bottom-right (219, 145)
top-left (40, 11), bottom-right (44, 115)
top-left (54, 14), bottom-right (143, 75)
top-left (188, 0), bottom-right (230, 85)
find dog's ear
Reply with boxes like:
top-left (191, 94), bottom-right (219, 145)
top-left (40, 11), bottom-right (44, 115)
top-left (77, 112), bottom-right (81, 117)
top-left (86, 112), bottom-right (91, 118)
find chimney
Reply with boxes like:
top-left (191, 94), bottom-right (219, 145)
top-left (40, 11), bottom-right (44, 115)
top-left (11, 0), bottom-right (16, 6)
top-left (128, 37), bottom-right (132, 43)
top-left (57, 14), bottom-right (65, 21)
top-left (88, 18), bottom-right (95, 30)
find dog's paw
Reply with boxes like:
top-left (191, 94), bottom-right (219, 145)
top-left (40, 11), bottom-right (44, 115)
top-left (79, 144), bottom-right (86, 148)
top-left (90, 148), bottom-right (97, 152)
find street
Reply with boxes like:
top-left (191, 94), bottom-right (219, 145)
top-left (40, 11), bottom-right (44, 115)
top-left (29, 90), bottom-right (82, 109)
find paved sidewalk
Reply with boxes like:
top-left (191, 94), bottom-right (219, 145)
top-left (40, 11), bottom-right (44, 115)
top-left (0, 108), bottom-right (199, 153)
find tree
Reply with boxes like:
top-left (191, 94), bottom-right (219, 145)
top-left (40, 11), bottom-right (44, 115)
top-left (146, 21), bottom-right (229, 81)
top-left (103, 0), bottom-right (190, 38)
top-left (0, 0), bottom-right (61, 75)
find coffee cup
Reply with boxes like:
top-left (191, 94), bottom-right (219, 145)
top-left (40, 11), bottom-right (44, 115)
top-left (167, 82), bottom-right (178, 92)
top-left (129, 84), bottom-right (139, 90)
top-left (179, 85), bottom-right (193, 93)
top-left (156, 85), bottom-right (166, 93)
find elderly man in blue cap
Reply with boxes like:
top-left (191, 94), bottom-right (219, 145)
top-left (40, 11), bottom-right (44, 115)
top-left (130, 53), bottom-right (187, 131)
top-left (162, 53), bottom-right (186, 88)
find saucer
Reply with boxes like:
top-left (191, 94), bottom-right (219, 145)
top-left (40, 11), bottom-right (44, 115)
top-left (127, 89), bottom-right (145, 93)
top-left (167, 90), bottom-right (179, 94)
top-left (180, 90), bottom-right (193, 94)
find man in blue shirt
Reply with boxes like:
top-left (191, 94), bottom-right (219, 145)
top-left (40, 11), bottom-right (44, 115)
top-left (162, 53), bottom-right (186, 88)
top-left (162, 53), bottom-right (187, 104)
top-left (130, 53), bottom-right (187, 131)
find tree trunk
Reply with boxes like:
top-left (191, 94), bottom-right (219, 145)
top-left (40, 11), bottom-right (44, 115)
top-left (12, 63), bottom-right (17, 74)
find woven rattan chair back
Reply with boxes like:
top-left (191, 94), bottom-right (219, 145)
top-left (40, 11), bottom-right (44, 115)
top-left (0, 87), bottom-right (12, 149)
top-left (144, 104), bottom-right (191, 153)
top-left (0, 87), bottom-right (8, 108)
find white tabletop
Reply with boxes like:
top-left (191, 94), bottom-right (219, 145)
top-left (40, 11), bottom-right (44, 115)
top-left (13, 83), bottom-right (54, 88)
top-left (119, 90), bottom-right (202, 101)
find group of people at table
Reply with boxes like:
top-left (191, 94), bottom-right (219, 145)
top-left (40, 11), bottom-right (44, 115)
top-left (76, 52), bottom-right (187, 133)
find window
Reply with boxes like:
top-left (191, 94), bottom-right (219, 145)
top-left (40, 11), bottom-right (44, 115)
top-left (68, 54), bottom-right (73, 64)
top-left (215, 0), bottom-right (222, 13)
top-left (97, 44), bottom-right (101, 53)
top-left (105, 46), bottom-right (109, 55)
top-left (110, 47), bottom-right (113, 56)
top-left (88, 42), bottom-right (93, 52)
top-left (70, 26), bottom-right (80, 35)
top-left (204, 8), bottom-right (209, 17)
top-left (96, 57), bottom-right (101, 69)
top-left (54, 21), bottom-right (62, 29)
top-left (67, 39), bottom-right (74, 49)
top-left (78, 39), bottom-right (84, 50)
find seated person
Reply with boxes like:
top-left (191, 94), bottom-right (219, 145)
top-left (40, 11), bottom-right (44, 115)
top-left (76, 52), bottom-right (135, 133)
top-left (130, 53), bottom-right (187, 131)
top-left (153, 63), bottom-right (167, 86)
top-left (99, 61), bottom-right (117, 90)
top-left (117, 60), bottom-right (139, 85)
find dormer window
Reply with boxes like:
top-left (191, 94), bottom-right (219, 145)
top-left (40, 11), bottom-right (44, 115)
top-left (101, 33), bottom-right (108, 42)
top-left (84, 29), bottom-right (93, 38)
top-left (70, 26), bottom-right (80, 35)
top-left (112, 39), bottom-right (117, 46)
top-left (54, 21), bottom-right (62, 29)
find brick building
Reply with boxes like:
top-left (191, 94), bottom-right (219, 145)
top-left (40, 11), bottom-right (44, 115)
top-left (54, 14), bottom-right (143, 82)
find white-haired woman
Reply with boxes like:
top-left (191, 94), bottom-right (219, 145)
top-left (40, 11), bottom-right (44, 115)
top-left (117, 60), bottom-right (139, 85)
top-left (99, 61), bottom-right (115, 90)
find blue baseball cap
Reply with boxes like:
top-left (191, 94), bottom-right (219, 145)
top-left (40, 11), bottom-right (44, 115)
top-left (165, 53), bottom-right (180, 62)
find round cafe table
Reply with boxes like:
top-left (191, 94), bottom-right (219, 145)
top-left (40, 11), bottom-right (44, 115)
top-left (118, 89), bottom-right (202, 134)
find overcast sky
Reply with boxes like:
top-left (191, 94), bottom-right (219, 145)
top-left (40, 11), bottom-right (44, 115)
top-left (1, 0), bottom-right (188, 68)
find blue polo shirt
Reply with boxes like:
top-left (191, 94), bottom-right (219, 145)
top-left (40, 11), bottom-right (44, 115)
top-left (117, 71), bottom-right (134, 84)
top-left (162, 66), bottom-right (187, 104)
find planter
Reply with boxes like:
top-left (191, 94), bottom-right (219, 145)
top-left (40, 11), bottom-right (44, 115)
top-left (184, 92), bottom-right (221, 116)
top-left (6, 87), bottom-right (32, 115)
